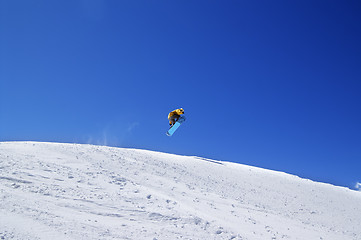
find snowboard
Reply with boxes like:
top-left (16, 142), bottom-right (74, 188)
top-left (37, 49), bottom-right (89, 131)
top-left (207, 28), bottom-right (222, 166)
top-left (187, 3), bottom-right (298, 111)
top-left (166, 116), bottom-right (186, 136)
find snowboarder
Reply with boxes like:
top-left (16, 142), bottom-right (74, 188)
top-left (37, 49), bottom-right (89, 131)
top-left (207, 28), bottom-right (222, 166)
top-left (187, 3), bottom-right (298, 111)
top-left (168, 108), bottom-right (184, 127)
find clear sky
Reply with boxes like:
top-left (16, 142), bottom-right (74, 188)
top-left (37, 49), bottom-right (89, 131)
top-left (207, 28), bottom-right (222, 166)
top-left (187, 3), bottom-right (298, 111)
top-left (1, 1), bottom-right (360, 190)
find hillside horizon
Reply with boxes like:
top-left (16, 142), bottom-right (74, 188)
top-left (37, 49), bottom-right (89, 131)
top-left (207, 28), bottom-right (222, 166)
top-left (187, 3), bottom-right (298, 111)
top-left (1, 141), bottom-right (360, 239)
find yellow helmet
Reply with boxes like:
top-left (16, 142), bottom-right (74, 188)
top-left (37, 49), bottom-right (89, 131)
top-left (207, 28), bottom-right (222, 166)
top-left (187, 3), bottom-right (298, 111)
top-left (176, 108), bottom-right (184, 114)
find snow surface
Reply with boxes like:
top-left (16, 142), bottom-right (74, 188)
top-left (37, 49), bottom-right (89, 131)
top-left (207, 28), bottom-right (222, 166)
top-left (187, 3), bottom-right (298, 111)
top-left (0, 142), bottom-right (360, 240)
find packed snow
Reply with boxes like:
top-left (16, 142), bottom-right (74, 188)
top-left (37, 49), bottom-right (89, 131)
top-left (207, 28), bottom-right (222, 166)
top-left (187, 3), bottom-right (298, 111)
top-left (0, 142), bottom-right (360, 240)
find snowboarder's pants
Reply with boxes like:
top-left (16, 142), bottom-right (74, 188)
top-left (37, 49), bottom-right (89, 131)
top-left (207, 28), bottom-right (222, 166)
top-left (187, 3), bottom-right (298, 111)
top-left (168, 115), bottom-right (179, 125)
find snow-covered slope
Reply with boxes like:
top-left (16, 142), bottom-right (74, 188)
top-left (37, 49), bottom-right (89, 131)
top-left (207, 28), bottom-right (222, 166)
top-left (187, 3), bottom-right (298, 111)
top-left (0, 142), bottom-right (360, 240)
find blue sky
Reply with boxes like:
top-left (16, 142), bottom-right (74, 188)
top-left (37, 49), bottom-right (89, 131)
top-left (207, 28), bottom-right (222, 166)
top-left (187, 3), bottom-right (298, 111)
top-left (1, 1), bottom-right (360, 190)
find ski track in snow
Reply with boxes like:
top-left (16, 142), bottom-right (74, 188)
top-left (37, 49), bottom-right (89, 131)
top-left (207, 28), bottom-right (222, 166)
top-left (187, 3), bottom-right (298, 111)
top-left (0, 142), bottom-right (360, 240)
